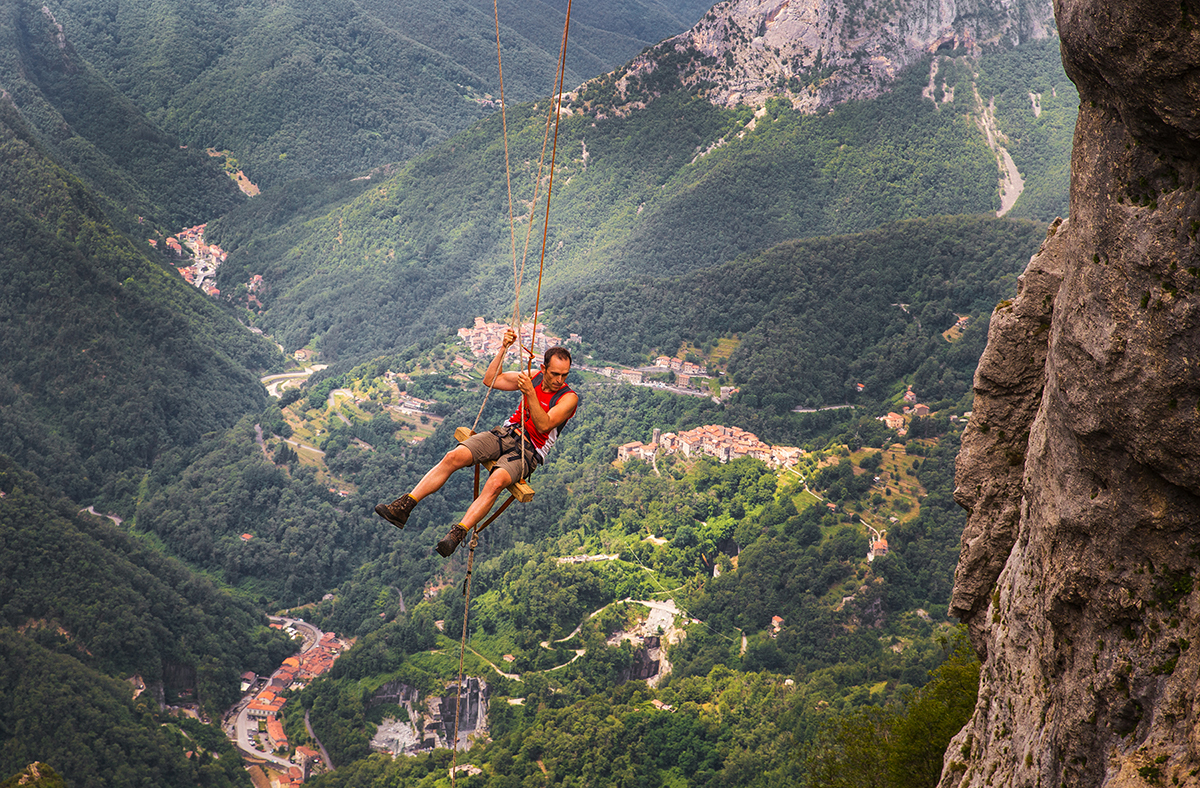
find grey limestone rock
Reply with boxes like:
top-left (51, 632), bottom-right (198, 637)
top-left (602, 0), bottom-right (1056, 114)
top-left (942, 1), bottom-right (1200, 785)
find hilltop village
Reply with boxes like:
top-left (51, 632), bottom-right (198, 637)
top-left (618, 425), bottom-right (802, 469)
top-left (457, 316), bottom-right (578, 359)
top-left (457, 317), bottom-right (723, 400)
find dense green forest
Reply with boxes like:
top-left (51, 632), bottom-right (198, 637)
top-left (205, 356), bottom-right (981, 784)
top-left (45, 0), bottom-right (712, 186)
top-left (0, 78), bottom-right (283, 502)
top-left (206, 43), bottom-right (1069, 366)
top-left (133, 214), bottom-right (1034, 610)
top-left (0, 0), bottom-right (245, 239)
top-left (117, 212), bottom-right (1038, 786)
top-left (286, 631), bottom-right (977, 787)
top-left (0, 455), bottom-right (294, 786)
top-left (551, 214), bottom-right (1043, 413)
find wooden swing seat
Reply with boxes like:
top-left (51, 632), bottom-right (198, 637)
top-left (455, 427), bottom-right (535, 503)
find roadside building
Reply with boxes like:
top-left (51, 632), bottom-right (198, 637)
top-left (266, 716), bottom-right (288, 752)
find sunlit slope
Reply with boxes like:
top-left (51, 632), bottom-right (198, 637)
top-left (212, 61), bottom-right (1005, 362)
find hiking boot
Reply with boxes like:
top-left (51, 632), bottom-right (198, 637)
top-left (375, 494), bottom-right (417, 530)
top-left (436, 524), bottom-right (469, 557)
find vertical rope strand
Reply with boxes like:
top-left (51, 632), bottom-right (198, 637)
top-left (522, 0), bottom-right (573, 467)
top-left (457, 8), bottom-right (572, 779)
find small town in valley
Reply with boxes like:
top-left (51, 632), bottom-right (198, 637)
top-left (225, 617), bottom-right (350, 787)
top-left (151, 223), bottom-right (231, 297)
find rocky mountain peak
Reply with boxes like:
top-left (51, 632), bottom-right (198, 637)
top-left (582, 0), bottom-right (1055, 113)
top-left (944, 1), bottom-right (1200, 785)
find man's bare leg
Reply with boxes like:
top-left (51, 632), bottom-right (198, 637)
top-left (460, 467), bottom-right (513, 529)
top-left (409, 445), bottom-right (476, 501)
top-left (376, 445), bottom-right (474, 530)
top-left (437, 467), bottom-right (513, 557)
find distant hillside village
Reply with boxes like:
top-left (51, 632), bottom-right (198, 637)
top-left (457, 316), bottom-right (580, 359)
top-left (619, 425), bottom-right (802, 469)
top-left (151, 223), bottom-right (238, 299)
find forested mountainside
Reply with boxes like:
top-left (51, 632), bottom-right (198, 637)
top-left (132, 216), bottom-right (1040, 614)
top-left (42, 0), bottom-right (713, 186)
top-left (0, 72), bottom-right (281, 502)
top-left (0, 456), bottom-right (293, 787)
top-left (149, 299), bottom-right (991, 784)
top-left (0, 0), bottom-right (244, 238)
top-left (115, 217), bottom-right (1035, 786)
top-left (552, 214), bottom-right (1044, 415)
top-left (208, 39), bottom-right (1074, 372)
top-left (0, 0), bottom-right (1087, 782)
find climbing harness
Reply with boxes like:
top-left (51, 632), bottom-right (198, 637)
top-left (451, 1), bottom-right (574, 782)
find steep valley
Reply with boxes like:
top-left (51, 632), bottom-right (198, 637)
top-left (0, 0), bottom-right (1128, 785)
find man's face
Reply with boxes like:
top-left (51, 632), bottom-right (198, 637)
top-left (542, 357), bottom-right (571, 392)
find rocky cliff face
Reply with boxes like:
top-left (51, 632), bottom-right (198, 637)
top-left (595, 0), bottom-right (1054, 112)
top-left (943, 1), bottom-right (1200, 785)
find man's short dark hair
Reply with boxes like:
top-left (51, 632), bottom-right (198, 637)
top-left (544, 346), bottom-right (572, 367)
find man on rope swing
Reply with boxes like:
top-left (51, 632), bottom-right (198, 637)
top-left (375, 327), bottom-right (579, 557)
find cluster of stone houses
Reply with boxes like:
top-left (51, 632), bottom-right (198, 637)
top-left (457, 316), bottom-right (579, 359)
top-left (879, 387), bottom-right (932, 436)
top-left (154, 223), bottom-right (229, 297)
top-left (595, 366), bottom-right (647, 385)
top-left (592, 365), bottom-right (712, 393)
top-left (618, 425), bottom-right (803, 468)
top-left (246, 273), bottom-right (265, 310)
top-left (652, 355), bottom-right (707, 375)
top-left (246, 630), bottom-right (347, 739)
top-left (381, 372), bottom-right (440, 414)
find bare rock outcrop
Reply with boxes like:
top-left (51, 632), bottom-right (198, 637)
top-left (943, 1), bottom-right (1200, 785)
top-left (588, 0), bottom-right (1055, 114)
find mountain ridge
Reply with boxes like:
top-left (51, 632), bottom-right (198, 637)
top-left (42, 0), bottom-right (714, 186)
top-left (575, 0), bottom-right (1056, 115)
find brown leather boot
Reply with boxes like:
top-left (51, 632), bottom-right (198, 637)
top-left (436, 524), bottom-right (469, 557)
top-left (375, 494), bottom-right (417, 529)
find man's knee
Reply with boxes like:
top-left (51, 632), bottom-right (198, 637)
top-left (483, 468), bottom-right (513, 492)
top-left (442, 446), bottom-right (474, 469)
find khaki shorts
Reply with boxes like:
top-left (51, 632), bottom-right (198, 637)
top-left (459, 425), bottom-right (541, 482)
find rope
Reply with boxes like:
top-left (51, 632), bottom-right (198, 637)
top-left (450, 528), bottom-right (477, 786)
top-left (453, 6), bottom-right (573, 781)
top-left (472, 0), bottom-right (573, 465)
top-left (518, 0), bottom-right (573, 466)
top-left (528, 0), bottom-right (572, 368)
top-left (471, 0), bottom-right (521, 435)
